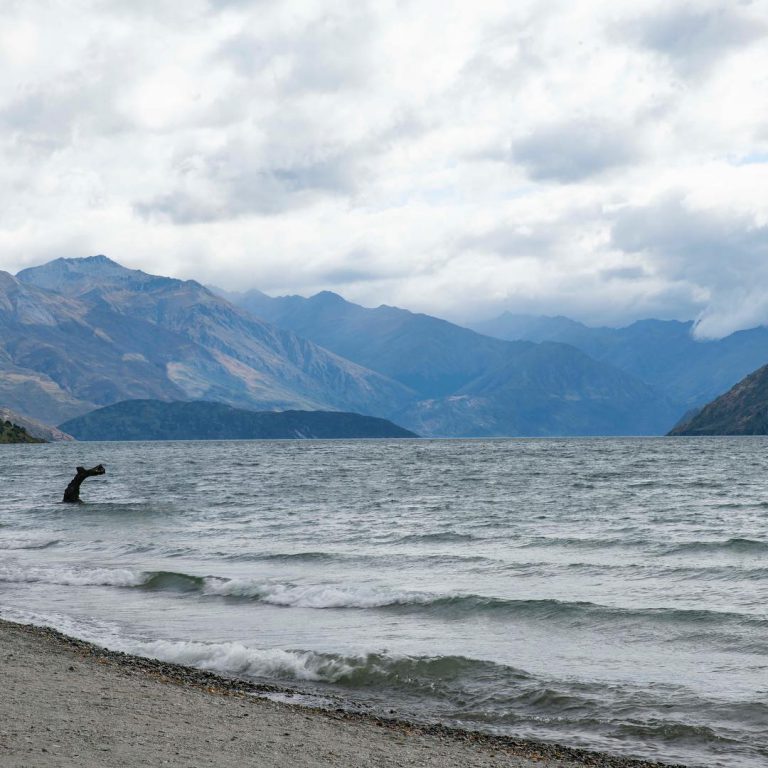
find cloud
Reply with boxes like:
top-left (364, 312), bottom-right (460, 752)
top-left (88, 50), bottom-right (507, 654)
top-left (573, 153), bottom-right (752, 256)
top-left (600, 266), bottom-right (649, 282)
top-left (623, 3), bottom-right (768, 76)
top-left (611, 195), bottom-right (768, 337)
top-left (136, 139), bottom-right (361, 222)
top-left (511, 120), bottom-right (641, 182)
top-left (1, 0), bottom-right (768, 333)
top-left (218, 7), bottom-right (375, 94)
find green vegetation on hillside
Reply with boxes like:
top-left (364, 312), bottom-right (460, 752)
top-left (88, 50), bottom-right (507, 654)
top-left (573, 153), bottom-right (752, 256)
top-left (0, 420), bottom-right (45, 443)
top-left (59, 400), bottom-right (418, 441)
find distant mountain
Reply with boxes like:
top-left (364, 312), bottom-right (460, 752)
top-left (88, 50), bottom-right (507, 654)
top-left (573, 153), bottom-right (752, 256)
top-left (6, 256), bottom-right (413, 425)
top-left (469, 313), bottom-right (768, 409)
top-left (399, 342), bottom-right (670, 437)
top-left (0, 407), bottom-right (74, 442)
top-left (60, 400), bottom-right (417, 441)
top-left (224, 289), bottom-right (680, 436)
top-left (472, 313), bottom-right (587, 343)
top-left (4, 255), bottom-right (706, 437)
top-left (0, 267), bottom-right (191, 422)
top-left (669, 365), bottom-right (768, 435)
top-left (0, 418), bottom-right (45, 444)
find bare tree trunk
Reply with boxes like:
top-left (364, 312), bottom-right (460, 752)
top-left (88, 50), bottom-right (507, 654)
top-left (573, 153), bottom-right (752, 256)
top-left (62, 465), bottom-right (106, 503)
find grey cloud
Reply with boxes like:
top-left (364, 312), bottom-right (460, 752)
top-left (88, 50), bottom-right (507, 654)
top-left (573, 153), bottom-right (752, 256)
top-left (315, 248), bottom-right (417, 286)
top-left (217, 8), bottom-right (374, 94)
top-left (460, 225), bottom-right (560, 259)
top-left (511, 120), bottom-right (640, 183)
top-left (600, 266), bottom-right (649, 282)
top-left (317, 267), bottom-right (377, 285)
top-left (136, 140), bottom-right (360, 223)
top-left (611, 196), bottom-right (768, 337)
top-left (0, 71), bottom-right (128, 152)
top-left (623, 4), bottom-right (767, 75)
top-left (611, 196), bottom-right (768, 267)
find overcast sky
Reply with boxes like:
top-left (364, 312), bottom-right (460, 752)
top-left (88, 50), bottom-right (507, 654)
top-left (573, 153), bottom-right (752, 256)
top-left (1, 0), bottom-right (767, 335)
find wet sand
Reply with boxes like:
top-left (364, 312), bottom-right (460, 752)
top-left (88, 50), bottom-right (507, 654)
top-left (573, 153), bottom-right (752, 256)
top-left (0, 618), bottom-right (686, 768)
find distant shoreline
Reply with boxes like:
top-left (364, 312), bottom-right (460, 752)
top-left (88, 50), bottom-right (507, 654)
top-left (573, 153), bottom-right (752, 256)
top-left (0, 617), bottom-right (685, 768)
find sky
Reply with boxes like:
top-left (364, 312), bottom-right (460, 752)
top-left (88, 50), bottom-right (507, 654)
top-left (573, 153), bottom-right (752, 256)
top-left (1, 0), bottom-right (767, 336)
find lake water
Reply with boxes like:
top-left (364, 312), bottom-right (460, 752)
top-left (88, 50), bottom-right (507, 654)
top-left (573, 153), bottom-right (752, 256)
top-left (1, 438), bottom-right (766, 767)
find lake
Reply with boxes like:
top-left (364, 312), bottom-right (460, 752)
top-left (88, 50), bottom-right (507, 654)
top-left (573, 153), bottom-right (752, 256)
top-left (1, 437), bottom-right (766, 767)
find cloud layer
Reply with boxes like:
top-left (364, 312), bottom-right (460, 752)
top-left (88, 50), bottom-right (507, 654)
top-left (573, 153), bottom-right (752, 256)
top-left (1, 0), bottom-right (767, 336)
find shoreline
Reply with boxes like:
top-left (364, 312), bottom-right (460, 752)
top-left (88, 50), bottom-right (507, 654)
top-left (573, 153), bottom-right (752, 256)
top-left (0, 617), bottom-right (688, 768)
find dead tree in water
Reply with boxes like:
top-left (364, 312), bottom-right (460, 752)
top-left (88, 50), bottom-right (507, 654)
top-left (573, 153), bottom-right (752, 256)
top-left (62, 465), bottom-right (105, 503)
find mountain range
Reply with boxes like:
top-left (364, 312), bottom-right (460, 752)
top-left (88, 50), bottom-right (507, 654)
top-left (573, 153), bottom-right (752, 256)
top-left (3, 254), bottom-right (766, 438)
top-left (216, 287), bottom-right (680, 436)
top-left (2, 256), bottom-right (412, 426)
top-left (470, 312), bottom-right (768, 410)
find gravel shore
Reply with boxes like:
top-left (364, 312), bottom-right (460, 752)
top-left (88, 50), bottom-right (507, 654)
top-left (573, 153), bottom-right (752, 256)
top-left (0, 618), bottom-right (688, 768)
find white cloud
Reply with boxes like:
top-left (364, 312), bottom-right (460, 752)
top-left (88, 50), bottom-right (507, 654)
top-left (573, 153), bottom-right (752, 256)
top-left (0, 0), bottom-right (767, 335)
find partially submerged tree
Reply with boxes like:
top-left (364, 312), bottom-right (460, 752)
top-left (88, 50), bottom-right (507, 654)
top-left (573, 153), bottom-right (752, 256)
top-left (63, 465), bottom-right (106, 503)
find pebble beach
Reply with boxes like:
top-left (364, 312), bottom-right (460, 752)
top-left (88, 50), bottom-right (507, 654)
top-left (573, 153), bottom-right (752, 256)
top-left (0, 618), bottom-right (686, 768)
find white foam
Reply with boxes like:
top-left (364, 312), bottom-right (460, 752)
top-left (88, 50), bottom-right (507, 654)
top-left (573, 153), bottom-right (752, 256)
top-left (129, 638), bottom-right (355, 681)
top-left (0, 606), bottom-right (355, 683)
top-left (0, 563), bottom-right (144, 587)
top-left (202, 577), bottom-right (437, 609)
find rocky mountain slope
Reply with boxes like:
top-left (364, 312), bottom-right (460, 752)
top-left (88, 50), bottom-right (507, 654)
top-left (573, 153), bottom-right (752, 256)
top-left (668, 364), bottom-right (768, 435)
top-left (0, 408), bottom-right (74, 441)
top-left (225, 289), bottom-right (680, 436)
top-left (60, 400), bottom-right (417, 441)
top-left (2, 255), bottom-right (689, 437)
top-left (4, 257), bottom-right (413, 425)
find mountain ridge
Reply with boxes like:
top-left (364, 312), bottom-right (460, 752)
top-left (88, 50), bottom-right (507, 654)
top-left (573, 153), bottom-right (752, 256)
top-left (9, 258), bottom-right (415, 425)
top-left (2, 255), bottom-right (702, 437)
top-left (468, 312), bottom-right (768, 409)
top-left (223, 287), bottom-right (680, 436)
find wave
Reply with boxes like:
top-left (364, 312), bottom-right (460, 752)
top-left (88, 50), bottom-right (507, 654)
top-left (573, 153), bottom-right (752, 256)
top-left (130, 640), bottom-right (536, 694)
top-left (0, 605), bottom-right (533, 691)
top-left (222, 551), bottom-right (343, 563)
top-left (394, 532), bottom-right (476, 544)
top-left (200, 578), bottom-right (438, 608)
top-left (0, 538), bottom-right (60, 551)
top-left (142, 571), bottom-right (206, 592)
top-left (0, 564), bottom-right (144, 587)
top-left (220, 551), bottom-right (495, 569)
top-left (543, 561), bottom-right (768, 582)
top-left (663, 538), bottom-right (768, 555)
top-left (519, 536), bottom-right (649, 550)
top-left (2, 565), bottom-right (763, 634)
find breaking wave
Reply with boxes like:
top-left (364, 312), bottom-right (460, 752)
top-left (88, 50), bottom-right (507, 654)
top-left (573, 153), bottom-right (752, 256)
top-left (2, 565), bottom-right (764, 634)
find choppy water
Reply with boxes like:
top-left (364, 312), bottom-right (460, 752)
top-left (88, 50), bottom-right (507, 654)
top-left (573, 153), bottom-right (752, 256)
top-left (1, 438), bottom-right (767, 767)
